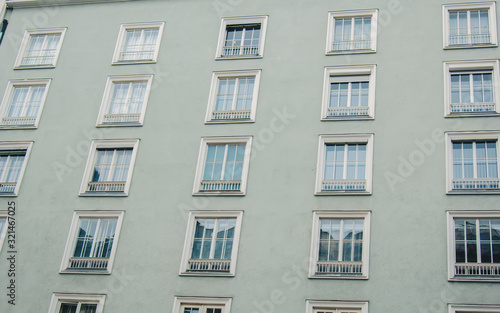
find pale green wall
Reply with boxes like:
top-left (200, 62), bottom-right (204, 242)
top-left (0, 0), bottom-right (499, 312)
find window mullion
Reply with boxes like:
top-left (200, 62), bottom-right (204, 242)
top-left (467, 10), bottom-right (472, 41)
top-left (476, 219), bottom-right (482, 263)
top-left (76, 302), bottom-right (82, 313)
top-left (473, 142), bottom-right (478, 178)
top-left (240, 28), bottom-right (246, 55)
top-left (124, 82), bottom-right (134, 114)
top-left (469, 74), bottom-right (474, 104)
top-left (338, 220), bottom-right (344, 261)
top-left (342, 144), bottom-right (348, 179)
top-left (231, 78), bottom-right (239, 111)
top-left (347, 82), bottom-right (352, 108)
top-left (108, 149), bottom-right (118, 181)
top-left (221, 145), bottom-right (229, 180)
top-left (89, 219), bottom-right (101, 258)
top-left (209, 219), bottom-right (217, 259)
top-left (21, 87), bottom-right (33, 117)
top-left (489, 220), bottom-right (494, 263)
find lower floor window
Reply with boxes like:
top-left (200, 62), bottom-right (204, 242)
top-left (49, 294), bottom-right (105, 313)
top-left (173, 297), bottom-right (231, 313)
top-left (306, 300), bottom-right (368, 313)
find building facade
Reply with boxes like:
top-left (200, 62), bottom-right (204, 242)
top-left (0, 0), bottom-right (499, 312)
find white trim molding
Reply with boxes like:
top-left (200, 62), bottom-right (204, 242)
top-left (306, 300), bottom-right (369, 313)
top-left (0, 211), bottom-right (7, 253)
top-left (48, 293), bottom-right (106, 313)
top-left (112, 22), bottom-right (165, 64)
top-left (59, 210), bottom-right (124, 274)
top-left (449, 304), bottom-right (500, 313)
top-left (172, 297), bottom-right (232, 313)
top-left (443, 2), bottom-right (498, 49)
top-left (0, 141), bottom-right (33, 196)
top-left (215, 16), bottom-right (268, 59)
top-left (14, 28), bottom-right (66, 69)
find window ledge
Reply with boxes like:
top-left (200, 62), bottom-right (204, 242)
top-left (216, 55), bottom-right (263, 60)
top-left (96, 123), bottom-right (143, 128)
top-left (309, 274), bottom-right (368, 280)
top-left (0, 125), bottom-right (37, 130)
top-left (321, 116), bottom-right (374, 121)
top-left (79, 192), bottom-right (128, 197)
top-left (60, 270), bottom-right (111, 275)
top-left (0, 193), bottom-right (17, 197)
top-left (315, 191), bottom-right (372, 196)
top-left (111, 60), bottom-right (157, 65)
top-left (449, 277), bottom-right (500, 282)
top-left (205, 119), bottom-right (255, 124)
top-left (444, 44), bottom-right (498, 50)
top-left (326, 50), bottom-right (376, 56)
top-left (192, 191), bottom-right (245, 196)
top-left (447, 189), bottom-right (500, 195)
top-left (446, 112), bottom-right (500, 118)
top-left (179, 272), bottom-right (235, 277)
top-left (14, 65), bottom-right (55, 70)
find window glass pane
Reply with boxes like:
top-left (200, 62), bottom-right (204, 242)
top-left (80, 304), bottom-right (97, 313)
top-left (59, 303), bottom-right (78, 313)
top-left (74, 219), bottom-right (98, 258)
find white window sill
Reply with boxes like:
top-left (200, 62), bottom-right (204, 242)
top-left (0, 125), bottom-right (37, 130)
top-left (445, 112), bottom-right (500, 118)
top-left (444, 43), bottom-right (498, 49)
top-left (14, 65), bottom-right (55, 70)
top-left (60, 269), bottom-right (111, 275)
top-left (205, 119), bottom-right (255, 124)
top-left (447, 189), bottom-right (500, 195)
top-left (111, 60), bottom-right (157, 65)
top-left (192, 191), bottom-right (245, 196)
top-left (179, 272), bottom-right (235, 277)
top-left (326, 49), bottom-right (376, 55)
top-left (321, 116), bottom-right (374, 121)
top-left (309, 274), bottom-right (368, 280)
top-left (79, 192), bottom-right (128, 197)
top-left (216, 55), bottom-right (263, 60)
top-left (96, 123), bottom-right (143, 128)
top-left (449, 276), bottom-right (500, 282)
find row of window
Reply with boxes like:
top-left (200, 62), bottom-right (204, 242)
top-left (42, 294), bottom-right (500, 313)
top-left (3, 58), bottom-right (499, 130)
top-left (11, 1), bottom-right (500, 71)
top-left (1, 209), bottom-right (497, 282)
top-left (0, 131), bottom-right (498, 197)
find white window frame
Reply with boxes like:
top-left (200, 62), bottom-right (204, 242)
top-left (321, 65), bottom-right (376, 120)
top-left (326, 10), bottom-right (378, 55)
top-left (443, 2), bottom-right (498, 49)
top-left (96, 75), bottom-right (153, 126)
top-left (205, 70), bottom-right (261, 123)
top-left (14, 28), bottom-right (66, 69)
top-left (445, 131), bottom-right (500, 194)
top-left (306, 300), bottom-right (369, 313)
top-left (0, 79), bottom-right (51, 128)
top-left (112, 22), bottom-right (165, 64)
top-left (447, 210), bottom-right (500, 282)
top-left (215, 16), bottom-right (268, 59)
top-left (449, 304), bottom-right (500, 313)
top-left (173, 297), bottom-right (232, 313)
top-left (0, 141), bottom-right (33, 196)
top-left (444, 60), bottom-right (500, 116)
top-left (79, 139), bottom-right (139, 196)
top-left (179, 211), bottom-right (243, 276)
top-left (48, 293), bottom-right (106, 313)
top-left (0, 211), bottom-right (7, 252)
top-left (309, 211), bottom-right (371, 279)
top-left (315, 134), bottom-right (374, 195)
top-left (59, 211), bottom-right (124, 274)
top-left (193, 136), bottom-right (252, 196)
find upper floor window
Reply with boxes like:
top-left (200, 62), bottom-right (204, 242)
top-left (14, 28), bottom-right (66, 68)
top-left (48, 294), bottom-right (105, 313)
top-left (216, 16), bottom-right (268, 59)
top-left (326, 10), bottom-right (378, 54)
top-left (173, 297), bottom-right (231, 313)
top-left (60, 211), bottom-right (124, 274)
top-left (0, 212), bottom-right (7, 252)
top-left (0, 142), bottom-right (32, 196)
top-left (315, 134), bottom-right (374, 195)
top-left (0, 79), bottom-right (50, 128)
top-left (446, 132), bottom-right (500, 194)
top-left (112, 22), bottom-right (164, 64)
top-left (306, 300), bottom-right (368, 313)
top-left (447, 211), bottom-right (500, 281)
top-left (179, 211), bottom-right (243, 276)
top-left (444, 60), bottom-right (500, 116)
top-left (79, 140), bottom-right (139, 196)
top-left (205, 70), bottom-right (261, 123)
top-left (449, 304), bottom-right (500, 313)
top-left (193, 137), bottom-right (252, 195)
top-left (309, 211), bottom-right (371, 279)
top-left (443, 2), bottom-right (498, 48)
top-left (96, 75), bottom-right (153, 126)
top-left (322, 65), bottom-right (376, 120)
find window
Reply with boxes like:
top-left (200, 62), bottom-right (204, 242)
top-left (309, 211), bottom-right (370, 279)
top-left (173, 297), bottom-right (231, 313)
top-left (179, 211), bottom-right (243, 276)
top-left (315, 134), bottom-right (374, 195)
top-left (215, 16), bottom-right (268, 59)
top-left (112, 22), bottom-right (164, 64)
top-left (306, 300), bottom-right (368, 313)
top-left (444, 60), bottom-right (500, 116)
top-left (205, 70), bottom-right (261, 123)
top-left (193, 137), bottom-right (252, 195)
top-left (0, 142), bottom-right (32, 196)
top-left (79, 140), bottom-right (139, 196)
top-left (96, 75), bottom-right (153, 126)
top-left (0, 212), bottom-right (7, 252)
top-left (48, 294), bottom-right (105, 313)
top-left (0, 79), bottom-right (50, 128)
top-left (446, 132), bottom-right (500, 194)
top-left (449, 304), bottom-right (500, 313)
top-left (443, 2), bottom-right (498, 48)
top-left (60, 211), bottom-right (124, 274)
top-left (447, 211), bottom-right (500, 281)
top-left (322, 66), bottom-right (376, 119)
top-left (326, 10), bottom-right (378, 54)
top-left (14, 28), bottom-right (66, 68)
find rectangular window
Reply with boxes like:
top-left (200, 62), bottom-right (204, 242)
top-left (447, 211), bottom-right (500, 281)
top-left (216, 16), bottom-right (268, 59)
top-left (14, 28), bottom-right (66, 68)
top-left (449, 304), bottom-right (500, 313)
top-left (180, 211), bottom-right (243, 276)
top-left (206, 70), bottom-right (261, 123)
top-left (446, 132), bottom-right (500, 193)
top-left (443, 2), bottom-right (498, 48)
top-left (173, 297), bottom-right (231, 313)
top-left (326, 10), bottom-right (378, 54)
top-left (315, 134), bottom-right (374, 195)
top-left (0, 212), bottom-right (7, 252)
top-left (309, 211), bottom-right (370, 279)
top-left (444, 60), bottom-right (500, 116)
top-left (322, 66), bottom-right (376, 119)
top-left (112, 22), bottom-right (164, 64)
top-left (60, 211), bottom-right (124, 274)
top-left (96, 75), bottom-right (153, 126)
top-left (0, 142), bottom-right (32, 196)
top-left (48, 294), bottom-right (105, 313)
top-left (79, 140), bottom-right (139, 196)
top-left (306, 300), bottom-right (368, 313)
top-left (0, 79), bottom-right (50, 128)
top-left (193, 137), bottom-right (252, 195)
